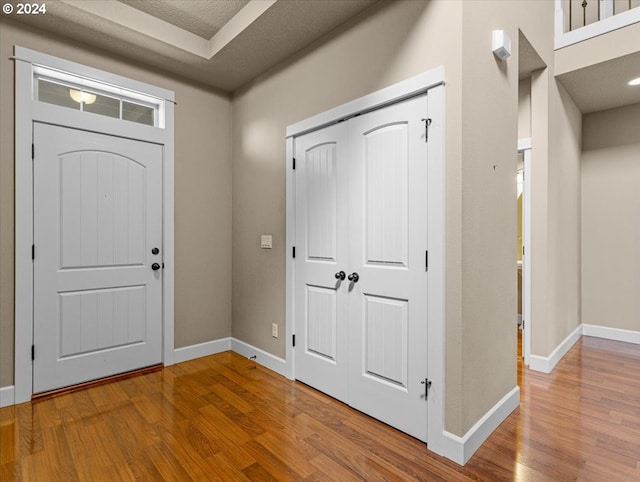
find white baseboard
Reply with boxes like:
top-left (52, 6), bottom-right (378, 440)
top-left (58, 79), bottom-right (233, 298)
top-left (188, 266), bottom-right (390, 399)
top-left (174, 337), bottom-right (231, 364)
top-left (441, 386), bottom-right (520, 465)
top-left (582, 324), bottom-right (640, 345)
top-left (231, 338), bottom-right (290, 379)
top-left (0, 385), bottom-right (15, 408)
top-left (173, 337), bottom-right (290, 379)
top-left (529, 324), bottom-right (582, 374)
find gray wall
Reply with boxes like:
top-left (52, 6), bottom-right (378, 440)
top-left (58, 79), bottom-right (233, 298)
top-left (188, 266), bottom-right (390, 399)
top-left (582, 103), bottom-right (640, 332)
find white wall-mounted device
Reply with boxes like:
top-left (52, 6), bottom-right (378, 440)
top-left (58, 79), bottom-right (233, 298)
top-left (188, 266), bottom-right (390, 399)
top-left (492, 30), bottom-right (511, 61)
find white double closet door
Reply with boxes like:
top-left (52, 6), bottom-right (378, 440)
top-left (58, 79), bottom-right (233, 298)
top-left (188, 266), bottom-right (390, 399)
top-left (294, 95), bottom-right (429, 441)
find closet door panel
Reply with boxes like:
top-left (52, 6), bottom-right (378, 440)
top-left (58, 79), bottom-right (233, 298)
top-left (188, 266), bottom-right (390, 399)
top-left (294, 123), bottom-right (349, 402)
top-left (347, 95), bottom-right (429, 442)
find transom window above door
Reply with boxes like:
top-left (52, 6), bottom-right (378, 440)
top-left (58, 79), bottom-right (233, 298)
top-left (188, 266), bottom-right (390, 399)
top-left (33, 66), bottom-right (164, 128)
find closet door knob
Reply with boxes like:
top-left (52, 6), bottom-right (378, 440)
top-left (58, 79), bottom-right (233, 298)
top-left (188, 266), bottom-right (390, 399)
top-left (335, 271), bottom-right (346, 281)
top-left (347, 272), bottom-right (359, 283)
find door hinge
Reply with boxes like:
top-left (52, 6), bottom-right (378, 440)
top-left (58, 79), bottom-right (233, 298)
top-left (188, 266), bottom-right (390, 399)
top-left (32, 244), bottom-right (35, 260)
top-left (292, 334), bottom-right (296, 347)
top-left (421, 378), bottom-right (432, 400)
top-left (421, 118), bottom-right (432, 143)
top-left (522, 245), bottom-right (525, 256)
top-left (31, 345), bottom-right (35, 361)
top-left (293, 157), bottom-right (296, 170)
top-left (292, 246), bottom-right (296, 258)
top-left (32, 143), bottom-right (34, 160)
top-left (425, 250), bottom-right (428, 271)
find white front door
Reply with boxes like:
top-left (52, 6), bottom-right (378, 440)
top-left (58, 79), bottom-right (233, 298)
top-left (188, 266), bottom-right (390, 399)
top-left (33, 123), bottom-right (163, 394)
top-left (347, 97), bottom-right (428, 441)
top-left (294, 95), bottom-right (429, 441)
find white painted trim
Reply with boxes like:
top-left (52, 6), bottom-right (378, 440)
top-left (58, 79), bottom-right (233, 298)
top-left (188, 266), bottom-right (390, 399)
top-left (518, 141), bottom-right (532, 367)
top-left (231, 339), bottom-right (289, 378)
top-left (284, 136), bottom-right (295, 380)
top-left (0, 386), bottom-right (15, 408)
top-left (424, 84), bottom-right (447, 459)
top-left (13, 47), bottom-right (175, 403)
top-left (14, 54), bottom-right (34, 405)
top-left (14, 47), bottom-right (174, 101)
top-left (174, 338), bottom-right (232, 364)
top-left (56, 0), bottom-right (277, 61)
top-left (163, 100), bottom-right (176, 367)
top-left (285, 68), bottom-right (445, 138)
top-left (555, 0), bottom-right (640, 49)
top-left (582, 324), bottom-right (640, 344)
top-left (517, 138), bottom-right (532, 151)
top-left (441, 387), bottom-right (520, 465)
top-left (285, 67), bottom-right (447, 461)
top-left (529, 324), bottom-right (582, 374)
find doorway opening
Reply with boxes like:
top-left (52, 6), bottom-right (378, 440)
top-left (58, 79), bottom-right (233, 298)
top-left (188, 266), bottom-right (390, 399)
top-left (517, 140), bottom-right (531, 369)
top-left (13, 46), bottom-right (176, 403)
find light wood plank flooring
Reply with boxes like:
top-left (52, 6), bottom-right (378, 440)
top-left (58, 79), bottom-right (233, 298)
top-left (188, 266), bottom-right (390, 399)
top-left (1, 335), bottom-right (639, 480)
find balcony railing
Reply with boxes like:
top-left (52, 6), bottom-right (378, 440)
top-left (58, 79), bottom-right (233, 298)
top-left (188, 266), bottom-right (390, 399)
top-left (555, 0), bottom-right (640, 48)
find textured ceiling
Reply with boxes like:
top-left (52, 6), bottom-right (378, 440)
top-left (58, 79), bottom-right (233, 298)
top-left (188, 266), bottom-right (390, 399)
top-left (7, 0), bottom-right (378, 92)
top-left (557, 51), bottom-right (640, 113)
top-left (8, 0), bottom-right (638, 110)
top-left (118, 0), bottom-right (250, 39)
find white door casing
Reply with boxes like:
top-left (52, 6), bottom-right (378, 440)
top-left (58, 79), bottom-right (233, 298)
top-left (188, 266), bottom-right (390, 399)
top-left (293, 95), bottom-right (429, 441)
top-left (518, 139), bottom-right (532, 366)
top-left (287, 67), bottom-right (446, 457)
top-left (33, 124), bottom-right (163, 393)
top-left (14, 46), bottom-right (175, 404)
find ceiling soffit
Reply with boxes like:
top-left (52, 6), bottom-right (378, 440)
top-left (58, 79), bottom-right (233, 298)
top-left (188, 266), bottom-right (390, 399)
top-left (117, 0), bottom-right (250, 39)
top-left (8, 0), bottom-right (378, 92)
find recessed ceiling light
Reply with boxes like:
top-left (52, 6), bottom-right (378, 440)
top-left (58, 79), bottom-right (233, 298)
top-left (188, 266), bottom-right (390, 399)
top-left (629, 77), bottom-right (640, 86)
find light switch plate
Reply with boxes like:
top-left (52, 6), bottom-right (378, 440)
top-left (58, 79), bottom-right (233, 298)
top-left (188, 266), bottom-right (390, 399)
top-left (260, 235), bottom-right (273, 249)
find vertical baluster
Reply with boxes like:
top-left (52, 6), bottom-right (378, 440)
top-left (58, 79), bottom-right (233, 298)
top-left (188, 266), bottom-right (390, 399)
top-left (570, 0), bottom-right (573, 31)
top-left (598, 0), bottom-right (600, 20)
top-left (582, 0), bottom-right (588, 26)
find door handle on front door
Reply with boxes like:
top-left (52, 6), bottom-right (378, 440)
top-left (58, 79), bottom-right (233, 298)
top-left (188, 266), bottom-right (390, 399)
top-left (335, 271), bottom-right (346, 281)
top-left (348, 272), bottom-right (359, 283)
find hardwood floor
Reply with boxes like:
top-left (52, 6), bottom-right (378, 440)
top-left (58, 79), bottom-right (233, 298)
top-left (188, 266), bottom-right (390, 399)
top-left (1, 335), bottom-right (638, 481)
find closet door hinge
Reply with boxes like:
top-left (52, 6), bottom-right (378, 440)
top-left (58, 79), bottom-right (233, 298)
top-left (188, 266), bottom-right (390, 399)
top-left (421, 378), bottom-right (432, 400)
top-left (292, 334), bottom-right (296, 347)
top-left (421, 118), bottom-right (432, 143)
top-left (292, 246), bottom-right (296, 258)
top-left (31, 345), bottom-right (35, 361)
top-left (32, 245), bottom-right (35, 260)
top-left (293, 157), bottom-right (296, 170)
top-left (425, 250), bottom-right (428, 271)
top-left (32, 143), bottom-right (34, 160)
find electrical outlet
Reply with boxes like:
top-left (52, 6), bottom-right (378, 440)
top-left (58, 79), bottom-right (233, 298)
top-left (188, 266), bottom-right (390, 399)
top-left (272, 323), bottom-right (278, 338)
